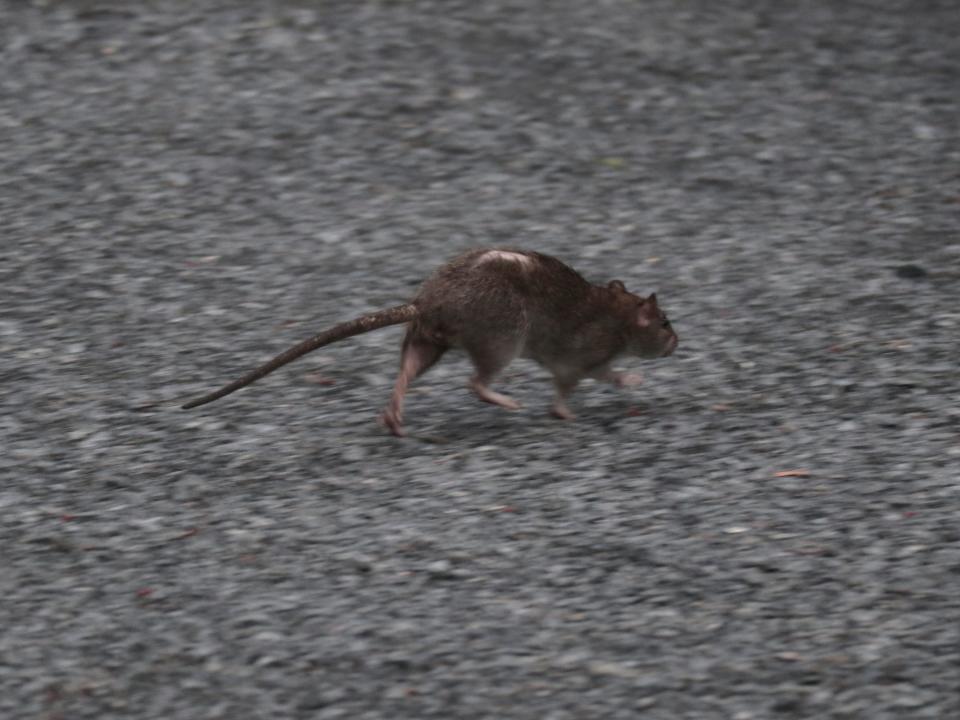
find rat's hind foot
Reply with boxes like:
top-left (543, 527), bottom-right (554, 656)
top-left (470, 378), bottom-right (521, 410)
top-left (381, 407), bottom-right (406, 437)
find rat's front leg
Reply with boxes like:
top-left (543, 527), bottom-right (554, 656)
top-left (550, 375), bottom-right (579, 420)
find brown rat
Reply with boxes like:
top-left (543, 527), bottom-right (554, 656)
top-left (182, 248), bottom-right (678, 435)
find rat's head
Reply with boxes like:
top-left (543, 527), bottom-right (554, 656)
top-left (609, 281), bottom-right (678, 358)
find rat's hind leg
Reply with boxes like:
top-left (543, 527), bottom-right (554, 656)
top-left (465, 341), bottom-right (521, 411)
top-left (382, 331), bottom-right (447, 436)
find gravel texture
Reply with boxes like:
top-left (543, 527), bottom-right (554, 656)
top-left (3, 1), bottom-right (959, 718)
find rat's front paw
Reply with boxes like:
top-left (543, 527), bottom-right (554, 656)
top-left (613, 372), bottom-right (643, 388)
top-left (550, 403), bottom-right (576, 421)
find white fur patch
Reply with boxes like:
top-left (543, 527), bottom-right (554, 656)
top-left (477, 250), bottom-right (533, 267)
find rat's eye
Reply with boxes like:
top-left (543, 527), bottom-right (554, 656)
top-left (661, 316), bottom-right (671, 329)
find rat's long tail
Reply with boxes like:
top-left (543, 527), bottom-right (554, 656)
top-left (181, 304), bottom-right (418, 409)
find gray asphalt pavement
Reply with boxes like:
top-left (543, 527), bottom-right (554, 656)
top-left (2, 1), bottom-right (958, 718)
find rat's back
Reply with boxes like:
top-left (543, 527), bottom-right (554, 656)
top-left (414, 248), bottom-right (593, 320)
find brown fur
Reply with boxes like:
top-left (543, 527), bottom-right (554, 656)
top-left (182, 248), bottom-right (678, 435)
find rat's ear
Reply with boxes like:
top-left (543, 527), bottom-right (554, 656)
top-left (635, 298), bottom-right (653, 328)
top-left (648, 292), bottom-right (658, 305)
top-left (608, 280), bottom-right (626, 292)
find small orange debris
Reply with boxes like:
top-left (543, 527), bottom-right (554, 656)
top-left (774, 470), bottom-right (810, 478)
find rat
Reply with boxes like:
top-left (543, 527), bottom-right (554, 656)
top-left (181, 248), bottom-right (678, 436)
